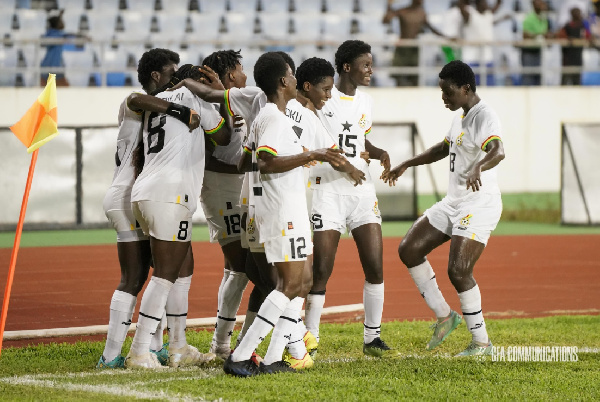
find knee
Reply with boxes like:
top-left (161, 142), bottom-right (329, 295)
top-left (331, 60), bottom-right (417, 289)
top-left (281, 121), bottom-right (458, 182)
top-left (398, 239), bottom-right (414, 267)
top-left (280, 281), bottom-right (302, 300)
top-left (447, 268), bottom-right (474, 292)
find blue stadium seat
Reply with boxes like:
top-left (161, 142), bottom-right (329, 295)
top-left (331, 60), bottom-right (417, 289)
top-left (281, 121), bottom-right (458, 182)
top-left (582, 72), bottom-right (600, 86)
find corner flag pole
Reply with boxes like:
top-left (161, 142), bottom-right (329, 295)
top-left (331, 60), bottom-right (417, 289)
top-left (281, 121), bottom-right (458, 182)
top-left (0, 149), bottom-right (39, 357)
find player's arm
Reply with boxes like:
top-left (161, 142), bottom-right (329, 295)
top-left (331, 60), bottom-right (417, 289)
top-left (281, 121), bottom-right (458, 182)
top-left (465, 138), bottom-right (505, 191)
top-left (167, 78), bottom-right (225, 104)
top-left (258, 148), bottom-right (346, 174)
top-left (382, 139), bottom-right (449, 186)
top-left (127, 93), bottom-right (200, 131)
top-left (365, 139), bottom-right (391, 173)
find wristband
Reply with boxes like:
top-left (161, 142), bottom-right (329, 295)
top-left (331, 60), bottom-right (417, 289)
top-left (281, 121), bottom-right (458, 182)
top-left (166, 102), bottom-right (192, 126)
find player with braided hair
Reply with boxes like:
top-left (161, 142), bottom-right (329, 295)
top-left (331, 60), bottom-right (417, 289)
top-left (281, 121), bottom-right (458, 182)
top-left (98, 48), bottom-right (202, 369)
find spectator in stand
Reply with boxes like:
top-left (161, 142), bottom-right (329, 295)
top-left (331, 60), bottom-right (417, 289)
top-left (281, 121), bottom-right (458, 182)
top-left (457, 0), bottom-right (511, 86)
top-left (382, 0), bottom-right (446, 86)
top-left (40, 9), bottom-right (87, 86)
top-left (521, 0), bottom-right (553, 86)
top-left (557, 0), bottom-right (589, 27)
top-left (557, 7), bottom-right (591, 85)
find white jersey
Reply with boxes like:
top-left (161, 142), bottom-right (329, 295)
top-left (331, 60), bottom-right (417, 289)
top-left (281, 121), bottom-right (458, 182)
top-left (104, 91), bottom-right (143, 209)
top-left (131, 87), bottom-right (225, 214)
top-left (211, 103), bottom-right (245, 166)
top-left (224, 86), bottom-right (267, 211)
top-left (315, 86), bottom-right (375, 196)
top-left (252, 103), bottom-right (311, 243)
top-left (444, 100), bottom-right (502, 201)
top-left (285, 98), bottom-right (337, 150)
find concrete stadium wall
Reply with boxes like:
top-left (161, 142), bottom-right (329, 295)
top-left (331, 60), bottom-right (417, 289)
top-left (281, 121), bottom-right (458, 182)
top-left (1, 86), bottom-right (599, 224)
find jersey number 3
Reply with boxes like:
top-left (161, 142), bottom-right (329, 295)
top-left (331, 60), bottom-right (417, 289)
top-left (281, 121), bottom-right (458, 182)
top-left (147, 112), bottom-right (166, 154)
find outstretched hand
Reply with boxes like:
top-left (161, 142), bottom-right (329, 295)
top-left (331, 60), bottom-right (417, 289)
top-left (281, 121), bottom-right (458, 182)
top-left (381, 163), bottom-right (408, 186)
top-left (379, 151), bottom-right (391, 175)
top-left (189, 110), bottom-right (200, 132)
top-left (465, 168), bottom-right (483, 192)
top-left (348, 167), bottom-right (366, 186)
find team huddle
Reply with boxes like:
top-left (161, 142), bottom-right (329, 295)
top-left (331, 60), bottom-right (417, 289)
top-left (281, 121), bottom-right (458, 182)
top-left (97, 39), bottom-right (505, 376)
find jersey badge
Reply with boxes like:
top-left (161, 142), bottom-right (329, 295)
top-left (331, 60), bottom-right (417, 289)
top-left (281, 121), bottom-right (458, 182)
top-left (456, 132), bottom-right (465, 146)
top-left (247, 218), bottom-right (255, 234)
top-left (358, 114), bottom-right (367, 129)
top-left (460, 214), bottom-right (473, 226)
top-left (288, 222), bottom-right (294, 230)
top-left (316, 177), bottom-right (321, 184)
top-left (373, 201), bottom-right (381, 217)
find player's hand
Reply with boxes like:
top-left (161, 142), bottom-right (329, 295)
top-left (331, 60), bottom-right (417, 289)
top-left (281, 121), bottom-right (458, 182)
top-left (303, 146), bottom-right (318, 167)
top-left (189, 110), bottom-right (200, 132)
top-left (381, 163), bottom-right (408, 186)
top-left (348, 167), bottom-right (366, 186)
top-left (311, 148), bottom-right (346, 168)
top-left (360, 151), bottom-right (371, 164)
top-left (379, 151), bottom-right (391, 175)
top-left (166, 78), bottom-right (191, 92)
top-left (198, 65), bottom-right (225, 90)
top-left (466, 168), bottom-right (482, 192)
top-left (233, 115), bottom-right (244, 128)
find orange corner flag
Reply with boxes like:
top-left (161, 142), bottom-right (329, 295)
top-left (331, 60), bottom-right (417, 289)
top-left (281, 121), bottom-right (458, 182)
top-left (10, 73), bottom-right (59, 153)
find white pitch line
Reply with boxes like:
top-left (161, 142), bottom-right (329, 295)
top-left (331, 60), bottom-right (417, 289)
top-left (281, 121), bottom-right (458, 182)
top-left (0, 377), bottom-right (198, 401)
top-left (3, 303), bottom-right (364, 341)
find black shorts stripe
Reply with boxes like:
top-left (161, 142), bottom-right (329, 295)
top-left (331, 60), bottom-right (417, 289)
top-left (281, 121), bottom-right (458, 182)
top-left (139, 312), bottom-right (162, 321)
top-left (217, 315), bottom-right (237, 322)
top-left (363, 324), bottom-right (381, 330)
top-left (257, 314), bottom-right (275, 327)
top-left (462, 310), bottom-right (483, 316)
top-left (166, 312), bottom-right (188, 317)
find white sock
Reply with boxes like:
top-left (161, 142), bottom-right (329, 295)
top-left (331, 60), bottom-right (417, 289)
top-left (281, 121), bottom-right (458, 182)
top-left (217, 268), bottom-right (231, 317)
top-left (363, 281), bottom-right (384, 344)
top-left (231, 290), bottom-right (290, 362)
top-left (129, 277), bottom-right (173, 356)
top-left (287, 304), bottom-right (308, 359)
top-left (150, 313), bottom-right (166, 352)
top-left (213, 271), bottom-right (249, 347)
top-left (235, 310), bottom-right (257, 348)
top-left (305, 293), bottom-right (325, 342)
top-left (103, 290), bottom-right (136, 361)
top-left (459, 284), bottom-right (489, 344)
top-left (408, 260), bottom-right (451, 319)
top-left (263, 297), bottom-right (304, 365)
top-left (166, 275), bottom-right (192, 350)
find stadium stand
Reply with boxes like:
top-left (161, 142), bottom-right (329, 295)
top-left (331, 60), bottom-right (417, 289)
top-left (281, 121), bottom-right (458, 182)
top-left (0, 0), bottom-right (599, 87)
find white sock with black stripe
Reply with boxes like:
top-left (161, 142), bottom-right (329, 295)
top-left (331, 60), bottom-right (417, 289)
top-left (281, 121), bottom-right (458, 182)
top-left (213, 271), bottom-right (249, 348)
top-left (150, 313), bottom-right (166, 352)
top-left (286, 312), bottom-right (309, 359)
top-left (129, 277), bottom-right (173, 356)
top-left (231, 290), bottom-right (290, 362)
top-left (408, 260), bottom-right (451, 319)
top-left (459, 284), bottom-right (489, 344)
top-left (166, 275), bottom-right (192, 350)
top-left (363, 281), bottom-right (384, 344)
top-left (263, 297), bottom-right (304, 365)
top-left (103, 290), bottom-right (136, 362)
top-left (305, 292), bottom-right (325, 342)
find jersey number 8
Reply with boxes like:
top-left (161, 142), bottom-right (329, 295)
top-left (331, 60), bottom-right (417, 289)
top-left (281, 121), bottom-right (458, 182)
top-left (147, 112), bottom-right (166, 154)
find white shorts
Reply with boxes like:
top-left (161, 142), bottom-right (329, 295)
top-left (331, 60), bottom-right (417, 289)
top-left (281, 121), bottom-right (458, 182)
top-left (264, 231), bottom-right (313, 263)
top-left (105, 209), bottom-right (148, 242)
top-left (132, 200), bottom-right (193, 242)
top-left (424, 193), bottom-right (502, 245)
top-left (310, 190), bottom-right (382, 234)
top-left (200, 171), bottom-right (244, 246)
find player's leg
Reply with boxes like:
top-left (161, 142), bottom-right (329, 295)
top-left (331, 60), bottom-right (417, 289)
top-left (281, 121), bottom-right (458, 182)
top-left (399, 202), bottom-right (460, 350)
top-left (211, 240), bottom-right (249, 358)
top-left (350, 222), bottom-right (392, 356)
top-left (125, 201), bottom-right (191, 369)
top-left (98, 209), bottom-right (152, 369)
top-left (305, 229), bottom-right (340, 343)
top-left (452, 193), bottom-right (501, 356)
top-left (235, 250), bottom-right (266, 348)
